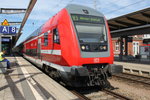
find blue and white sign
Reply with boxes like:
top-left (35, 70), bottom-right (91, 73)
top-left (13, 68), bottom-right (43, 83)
top-left (0, 26), bottom-right (17, 34)
top-left (1, 38), bottom-right (10, 42)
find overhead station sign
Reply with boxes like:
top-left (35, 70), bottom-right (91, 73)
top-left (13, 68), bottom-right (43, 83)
top-left (0, 19), bottom-right (17, 34)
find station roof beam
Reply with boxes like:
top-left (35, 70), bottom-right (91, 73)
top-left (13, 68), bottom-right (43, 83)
top-left (0, 8), bottom-right (26, 14)
top-left (126, 17), bottom-right (147, 25)
top-left (115, 20), bottom-right (136, 27)
top-left (109, 25), bottom-right (119, 30)
top-left (108, 7), bottom-right (150, 38)
top-left (142, 13), bottom-right (150, 18)
top-left (8, 22), bottom-right (22, 25)
top-left (109, 20), bottom-right (128, 27)
top-left (15, 0), bottom-right (37, 43)
top-left (108, 24), bottom-right (120, 28)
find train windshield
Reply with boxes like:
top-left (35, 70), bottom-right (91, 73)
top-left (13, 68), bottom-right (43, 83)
top-left (75, 23), bottom-right (106, 43)
top-left (71, 14), bottom-right (107, 43)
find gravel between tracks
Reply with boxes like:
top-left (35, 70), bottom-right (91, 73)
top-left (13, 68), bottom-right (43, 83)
top-left (108, 77), bottom-right (150, 100)
top-left (85, 91), bottom-right (118, 100)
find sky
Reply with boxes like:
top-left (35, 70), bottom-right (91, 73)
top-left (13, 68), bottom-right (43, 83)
top-left (0, 0), bottom-right (150, 46)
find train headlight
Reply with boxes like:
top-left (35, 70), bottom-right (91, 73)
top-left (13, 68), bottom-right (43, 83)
top-left (81, 45), bottom-right (86, 50)
top-left (103, 46), bottom-right (107, 50)
top-left (100, 45), bottom-right (107, 51)
top-left (85, 45), bottom-right (89, 50)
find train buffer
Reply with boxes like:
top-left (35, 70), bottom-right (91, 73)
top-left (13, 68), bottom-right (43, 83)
top-left (0, 56), bottom-right (79, 100)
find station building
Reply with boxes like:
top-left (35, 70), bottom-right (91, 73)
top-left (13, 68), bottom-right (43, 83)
top-left (112, 34), bottom-right (150, 57)
top-left (108, 7), bottom-right (150, 60)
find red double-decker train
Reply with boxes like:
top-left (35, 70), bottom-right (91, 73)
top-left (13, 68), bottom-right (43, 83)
top-left (15, 4), bottom-right (122, 88)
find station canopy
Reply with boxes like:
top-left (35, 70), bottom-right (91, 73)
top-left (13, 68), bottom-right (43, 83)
top-left (0, 0), bottom-right (37, 46)
top-left (0, 8), bottom-right (27, 30)
top-left (108, 7), bottom-right (150, 37)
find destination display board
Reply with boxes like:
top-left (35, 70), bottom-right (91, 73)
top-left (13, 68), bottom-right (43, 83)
top-left (71, 14), bottom-right (104, 24)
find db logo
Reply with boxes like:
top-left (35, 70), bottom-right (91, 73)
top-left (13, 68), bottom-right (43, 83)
top-left (94, 58), bottom-right (99, 63)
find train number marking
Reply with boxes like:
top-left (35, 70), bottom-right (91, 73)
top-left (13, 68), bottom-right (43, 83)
top-left (94, 58), bottom-right (99, 63)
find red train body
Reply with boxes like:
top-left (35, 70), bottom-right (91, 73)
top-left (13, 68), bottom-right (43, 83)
top-left (16, 4), bottom-right (122, 87)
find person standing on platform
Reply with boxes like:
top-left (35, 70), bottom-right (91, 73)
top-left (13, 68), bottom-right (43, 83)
top-left (0, 50), bottom-right (11, 69)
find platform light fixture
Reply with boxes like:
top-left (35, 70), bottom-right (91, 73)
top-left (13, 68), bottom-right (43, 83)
top-left (0, 8), bottom-right (26, 14)
top-left (8, 22), bottom-right (22, 25)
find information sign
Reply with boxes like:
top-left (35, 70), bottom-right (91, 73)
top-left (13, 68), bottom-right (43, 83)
top-left (0, 26), bottom-right (16, 34)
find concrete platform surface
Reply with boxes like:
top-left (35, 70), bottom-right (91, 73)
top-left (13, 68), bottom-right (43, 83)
top-left (114, 61), bottom-right (150, 75)
top-left (0, 56), bottom-right (79, 100)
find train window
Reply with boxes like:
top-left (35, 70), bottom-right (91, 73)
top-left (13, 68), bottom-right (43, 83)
top-left (44, 32), bottom-right (48, 46)
top-left (75, 23), bottom-right (107, 43)
top-left (53, 29), bottom-right (60, 44)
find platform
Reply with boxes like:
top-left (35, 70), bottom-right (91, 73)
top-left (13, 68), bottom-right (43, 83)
top-left (114, 60), bottom-right (150, 76)
top-left (0, 56), bottom-right (79, 100)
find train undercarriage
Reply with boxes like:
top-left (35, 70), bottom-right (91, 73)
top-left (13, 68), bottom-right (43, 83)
top-left (43, 63), bottom-right (122, 88)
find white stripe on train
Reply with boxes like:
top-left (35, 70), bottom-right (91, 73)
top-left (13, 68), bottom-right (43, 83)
top-left (41, 50), bottom-right (61, 55)
top-left (24, 54), bottom-right (71, 72)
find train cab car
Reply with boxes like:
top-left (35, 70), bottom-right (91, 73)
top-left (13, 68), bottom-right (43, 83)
top-left (17, 4), bottom-right (122, 88)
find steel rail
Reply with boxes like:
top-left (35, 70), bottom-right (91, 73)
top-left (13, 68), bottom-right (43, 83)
top-left (123, 73), bottom-right (150, 79)
top-left (103, 89), bottom-right (133, 100)
top-left (113, 73), bottom-right (150, 85)
top-left (71, 90), bottom-right (91, 100)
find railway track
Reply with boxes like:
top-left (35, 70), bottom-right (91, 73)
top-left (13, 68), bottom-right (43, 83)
top-left (15, 53), bottom-right (133, 100)
top-left (71, 89), bottom-right (132, 100)
top-left (113, 73), bottom-right (150, 85)
top-left (103, 89), bottom-right (132, 100)
top-left (71, 90), bottom-right (91, 100)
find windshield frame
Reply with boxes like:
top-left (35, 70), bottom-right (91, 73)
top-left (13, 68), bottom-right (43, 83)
top-left (74, 22), bottom-right (107, 43)
top-left (71, 14), bottom-right (108, 44)
top-left (73, 21), bottom-right (108, 44)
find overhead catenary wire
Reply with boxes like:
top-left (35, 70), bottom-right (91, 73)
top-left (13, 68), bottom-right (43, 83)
top-left (94, 0), bottom-right (97, 10)
top-left (105, 0), bottom-right (145, 14)
top-left (98, 0), bottom-right (121, 6)
top-left (17, 0), bottom-right (75, 45)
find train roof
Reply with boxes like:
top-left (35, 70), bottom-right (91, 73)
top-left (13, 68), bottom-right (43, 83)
top-left (66, 4), bottom-right (104, 17)
top-left (16, 4), bottom-right (104, 47)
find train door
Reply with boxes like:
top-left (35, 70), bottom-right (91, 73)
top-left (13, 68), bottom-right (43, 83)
top-left (37, 38), bottom-right (41, 59)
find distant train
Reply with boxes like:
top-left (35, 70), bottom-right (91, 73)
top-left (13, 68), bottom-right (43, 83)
top-left (15, 4), bottom-right (122, 88)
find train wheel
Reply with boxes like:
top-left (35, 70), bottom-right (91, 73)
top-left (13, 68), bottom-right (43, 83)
top-left (42, 64), bottom-right (46, 72)
top-left (44, 65), bottom-right (49, 74)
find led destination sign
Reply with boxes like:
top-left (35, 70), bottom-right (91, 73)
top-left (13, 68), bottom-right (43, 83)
top-left (71, 14), bottom-right (104, 24)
